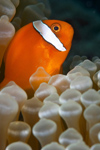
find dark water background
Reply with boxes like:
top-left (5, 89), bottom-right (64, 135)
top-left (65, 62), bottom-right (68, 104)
top-left (49, 0), bottom-right (100, 59)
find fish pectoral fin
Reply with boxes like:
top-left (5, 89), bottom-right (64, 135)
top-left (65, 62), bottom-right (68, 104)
top-left (50, 67), bottom-right (62, 75)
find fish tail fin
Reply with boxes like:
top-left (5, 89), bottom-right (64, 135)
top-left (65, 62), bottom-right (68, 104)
top-left (0, 78), bottom-right (10, 90)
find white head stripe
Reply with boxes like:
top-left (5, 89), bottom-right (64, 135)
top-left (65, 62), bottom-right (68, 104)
top-left (33, 20), bottom-right (66, 52)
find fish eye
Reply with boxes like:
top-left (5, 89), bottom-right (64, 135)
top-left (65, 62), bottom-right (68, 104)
top-left (51, 23), bottom-right (61, 32)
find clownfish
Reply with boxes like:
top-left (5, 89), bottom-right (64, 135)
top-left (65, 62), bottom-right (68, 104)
top-left (0, 20), bottom-right (74, 91)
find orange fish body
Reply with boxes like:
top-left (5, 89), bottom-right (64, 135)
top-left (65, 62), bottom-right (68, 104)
top-left (1, 20), bottom-right (74, 90)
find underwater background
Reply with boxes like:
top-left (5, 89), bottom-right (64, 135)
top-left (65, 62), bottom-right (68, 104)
top-left (47, 0), bottom-right (100, 74)
top-left (49, 0), bottom-right (100, 58)
top-left (0, 0), bottom-right (100, 80)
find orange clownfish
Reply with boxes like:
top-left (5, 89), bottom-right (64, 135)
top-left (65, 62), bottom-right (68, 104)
top-left (0, 20), bottom-right (74, 91)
